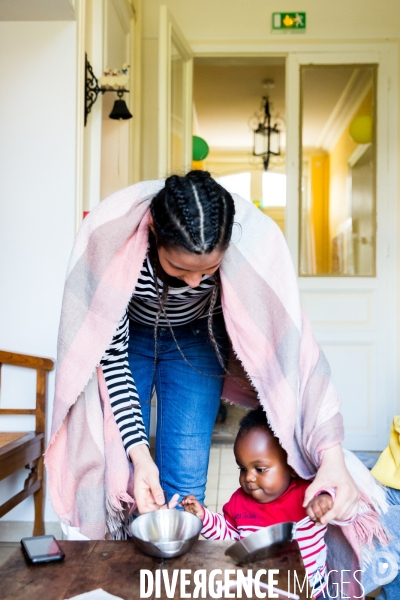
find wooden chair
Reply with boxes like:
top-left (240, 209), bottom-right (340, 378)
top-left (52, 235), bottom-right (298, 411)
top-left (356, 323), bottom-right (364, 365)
top-left (0, 350), bottom-right (54, 536)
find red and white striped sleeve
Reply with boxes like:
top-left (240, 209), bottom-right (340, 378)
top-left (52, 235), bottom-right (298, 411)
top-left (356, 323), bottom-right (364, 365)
top-left (200, 507), bottom-right (241, 541)
top-left (295, 517), bottom-right (328, 597)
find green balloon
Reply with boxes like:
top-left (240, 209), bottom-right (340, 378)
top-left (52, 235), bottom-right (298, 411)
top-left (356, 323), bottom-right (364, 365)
top-left (192, 136), bottom-right (209, 161)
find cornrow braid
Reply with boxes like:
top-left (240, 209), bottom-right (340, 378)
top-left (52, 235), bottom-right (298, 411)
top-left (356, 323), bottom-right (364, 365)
top-left (169, 176), bottom-right (203, 250)
top-left (206, 270), bottom-right (226, 372)
top-left (202, 175), bottom-right (226, 249)
top-left (151, 170), bottom-right (235, 255)
top-left (146, 239), bottom-right (169, 404)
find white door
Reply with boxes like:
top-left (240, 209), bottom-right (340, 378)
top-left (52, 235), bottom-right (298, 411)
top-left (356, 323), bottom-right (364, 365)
top-left (158, 5), bottom-right (193, 178)
top-left (286, 49), bottom-right (397, 450)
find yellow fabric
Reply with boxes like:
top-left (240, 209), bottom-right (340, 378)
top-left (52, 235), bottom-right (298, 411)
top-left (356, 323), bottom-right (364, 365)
top-left (371, 416), bottom-right (400, 489)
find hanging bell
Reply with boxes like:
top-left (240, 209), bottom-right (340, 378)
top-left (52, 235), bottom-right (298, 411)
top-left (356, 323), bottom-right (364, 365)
top-left (109, 92), bottom-right (132, 120)
top-left (109, 99), bottom-right (132, 120)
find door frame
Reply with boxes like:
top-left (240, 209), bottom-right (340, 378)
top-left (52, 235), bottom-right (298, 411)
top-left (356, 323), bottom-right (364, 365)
top-left (158, 5), bottom-right (193, 178)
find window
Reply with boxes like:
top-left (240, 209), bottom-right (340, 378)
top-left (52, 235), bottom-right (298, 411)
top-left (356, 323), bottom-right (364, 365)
top-left (262, 172), bottom-right (286, 207)
top-left (217, 172), bottom-right (251, 202)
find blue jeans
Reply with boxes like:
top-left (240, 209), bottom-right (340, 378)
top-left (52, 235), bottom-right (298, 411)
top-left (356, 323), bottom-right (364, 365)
top-left (127, 314), bottom-right (228, 504)
top-left (362, 487), bottom-right (400, 599)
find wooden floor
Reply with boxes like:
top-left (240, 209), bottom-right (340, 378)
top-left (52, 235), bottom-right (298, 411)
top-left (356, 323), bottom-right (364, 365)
top-left (0, 542), bottom-right (18, 566)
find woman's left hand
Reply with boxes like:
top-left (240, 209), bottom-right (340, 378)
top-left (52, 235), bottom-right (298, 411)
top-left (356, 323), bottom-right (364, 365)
top-left (303, 444), bottom-right (360, 525)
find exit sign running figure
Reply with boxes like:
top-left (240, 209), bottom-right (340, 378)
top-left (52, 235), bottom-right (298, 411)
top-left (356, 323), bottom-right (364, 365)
top-left (272, 12), bottom-right (306, 31)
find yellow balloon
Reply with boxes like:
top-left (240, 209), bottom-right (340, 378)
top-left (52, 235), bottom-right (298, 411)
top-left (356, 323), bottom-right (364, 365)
top-left (349, 115), bottom-right (373, 144)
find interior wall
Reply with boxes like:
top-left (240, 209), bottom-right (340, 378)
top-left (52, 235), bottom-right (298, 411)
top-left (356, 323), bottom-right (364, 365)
top-left (0, 21), bottom-right (77, 521)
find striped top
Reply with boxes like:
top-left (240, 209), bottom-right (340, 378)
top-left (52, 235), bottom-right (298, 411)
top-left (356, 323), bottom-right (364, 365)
top-left (100, 251), bottom-right (220, 456)
top-left (200, 481), bottom-right (329, 598)
top-left (128, 254), bottom-right (221, 326)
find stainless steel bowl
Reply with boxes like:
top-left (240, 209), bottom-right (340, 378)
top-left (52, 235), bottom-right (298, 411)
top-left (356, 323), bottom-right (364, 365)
top-left (225, 521), bottom-right (296, 564)
top-left (130, 509), bottom-right (203, 558)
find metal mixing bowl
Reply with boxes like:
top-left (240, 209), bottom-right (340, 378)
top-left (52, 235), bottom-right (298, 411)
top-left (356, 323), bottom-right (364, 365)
top-left (225, 521), bottom-right (296, 564)
top-left (130, 509), bottom-right (203, 558)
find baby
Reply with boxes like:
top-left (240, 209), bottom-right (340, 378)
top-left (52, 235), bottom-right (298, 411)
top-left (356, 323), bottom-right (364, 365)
top-left (182, 407), bottom-right (339, 598)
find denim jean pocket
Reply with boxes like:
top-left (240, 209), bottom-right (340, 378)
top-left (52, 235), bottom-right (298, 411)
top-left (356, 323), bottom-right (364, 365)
top-left (190, 314), bottom-right (229, 354)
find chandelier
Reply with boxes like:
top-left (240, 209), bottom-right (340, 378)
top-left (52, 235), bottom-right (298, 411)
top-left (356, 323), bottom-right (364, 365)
top-left (250, 96), bottom-right (281, 171)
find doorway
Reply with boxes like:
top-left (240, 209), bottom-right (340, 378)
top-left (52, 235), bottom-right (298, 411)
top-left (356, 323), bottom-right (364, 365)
top-left (192, 56), bottom-right (287, 441)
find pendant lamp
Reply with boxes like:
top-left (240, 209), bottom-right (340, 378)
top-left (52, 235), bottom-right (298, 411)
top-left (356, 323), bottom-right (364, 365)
top-left (250, 95), bottom-right (281, 171)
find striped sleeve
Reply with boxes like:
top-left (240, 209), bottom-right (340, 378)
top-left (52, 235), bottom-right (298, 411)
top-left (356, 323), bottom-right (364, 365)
top-left (200, 508), bottom-right (240, 541)
top-left (294, 517), bottom-right (328, 597)
top-left (100, 309), bottom-right (149, 456)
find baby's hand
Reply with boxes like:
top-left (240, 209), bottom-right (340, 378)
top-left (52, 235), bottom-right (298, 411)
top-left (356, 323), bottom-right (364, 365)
top-left (181, 495), bottom-right (205, 520)
top-left (306, 493), bottom-right (334, 524)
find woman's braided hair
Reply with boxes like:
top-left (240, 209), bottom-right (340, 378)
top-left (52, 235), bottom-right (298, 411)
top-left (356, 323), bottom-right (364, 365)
top-left (146, 170), bottom-right (235, 394)
top-left (150, 170), bottom-right (235, 254)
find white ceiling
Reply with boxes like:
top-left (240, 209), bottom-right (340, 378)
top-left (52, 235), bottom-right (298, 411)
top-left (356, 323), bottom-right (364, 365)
top-left (0, 0), bottom-right (75, 21)
top-left (193, 58), bottom-right (370, 153)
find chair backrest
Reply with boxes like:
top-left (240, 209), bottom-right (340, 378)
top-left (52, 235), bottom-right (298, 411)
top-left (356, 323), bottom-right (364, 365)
top-left (0, 350), bottom-right (54, 436)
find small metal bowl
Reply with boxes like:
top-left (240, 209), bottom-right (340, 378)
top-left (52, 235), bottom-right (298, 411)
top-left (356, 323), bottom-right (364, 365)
top-left (130, 509), bottom-right (203, 558)
top-left (225, 521), bottom-right (296, 564)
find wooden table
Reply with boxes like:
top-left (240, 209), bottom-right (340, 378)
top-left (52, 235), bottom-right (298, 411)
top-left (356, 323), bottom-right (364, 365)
top-left (0, 540), bottom-right (312, 599)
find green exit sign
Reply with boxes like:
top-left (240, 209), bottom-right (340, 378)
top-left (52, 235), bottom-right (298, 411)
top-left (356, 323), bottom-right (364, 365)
top-left (272, 12), bottom-right (306, 31)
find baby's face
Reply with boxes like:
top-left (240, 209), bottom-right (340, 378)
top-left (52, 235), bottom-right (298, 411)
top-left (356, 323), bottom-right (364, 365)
top-left (234, 427), bottom-right (293, 504)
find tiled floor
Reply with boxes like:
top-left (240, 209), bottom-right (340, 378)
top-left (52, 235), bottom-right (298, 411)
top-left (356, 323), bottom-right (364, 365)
top-left (205, 444), bottom-right (238, 512)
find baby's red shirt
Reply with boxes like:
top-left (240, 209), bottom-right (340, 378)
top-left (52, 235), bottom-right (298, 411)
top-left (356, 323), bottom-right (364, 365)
top-left (222, 478), bottom-right (309, 530)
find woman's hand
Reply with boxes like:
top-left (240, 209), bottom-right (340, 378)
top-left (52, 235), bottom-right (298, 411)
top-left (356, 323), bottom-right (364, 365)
top-left (160, 494), bottom-right (180, 510)
top-left (181, 494), bottom-right (205, 520)
top-left (129, 444), bottom-right (165, 513)
top-left (303, 444), bottom-right (360, 525)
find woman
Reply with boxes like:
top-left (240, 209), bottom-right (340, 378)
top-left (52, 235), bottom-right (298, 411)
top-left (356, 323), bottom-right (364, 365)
top-left (46, 171), bottom-right (389, 594)
top-left (96, 170), bottom-right (359, 520)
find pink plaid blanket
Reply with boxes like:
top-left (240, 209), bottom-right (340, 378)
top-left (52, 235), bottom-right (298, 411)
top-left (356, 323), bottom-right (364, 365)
top-left (45, 180), bottom-right (387, 593)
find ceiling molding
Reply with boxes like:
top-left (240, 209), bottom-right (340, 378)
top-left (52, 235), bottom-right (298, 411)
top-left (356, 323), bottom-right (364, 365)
top-left (110, 0), bottom-right (134, 35)
top-left (348, 142), bottom-right (372, 167)
top-left (0, 0), bottom-right (75, 20)
top-left (316, 69), bottom-right (373, 152)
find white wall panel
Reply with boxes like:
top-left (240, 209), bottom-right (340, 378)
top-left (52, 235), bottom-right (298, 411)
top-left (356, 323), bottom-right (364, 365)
top-left (321, 344), bottom-right (374, 436)
top-left (302, 292), bottom-right (373, 327)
